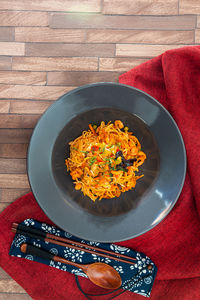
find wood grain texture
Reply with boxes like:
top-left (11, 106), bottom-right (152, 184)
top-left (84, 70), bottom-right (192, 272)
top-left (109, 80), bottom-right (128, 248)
top-left (116, 44), bottom-right (189, 57)
top-left (0, 0), bottom-right (198, 297)
top-left (0, 174), bottom-right (29, 188)
top-left (197, 17), bottom-right (200, 28)
top-left (0, 43), bottom-right (24, 56)
top-left (0, 57), bottom-right (12, 70)
top-left (0, 27), bottom-right (14, 41)
top-left (50, 14), bottom-right (196, 30)
top-left (0, 294), bottom-right (31, 300)
top-left (0, 11), bottom-right (48, 26)
top-left (0, 188), bottom-right (30, 202)
top-left (0, 115), bottom-right (40, 128)
top-left (179, 0), bottom-right (200, 14)
top-left (0, 129), bottom-right (32, 143)
top-left (25, 43), bottom-right (115, 57)
top-left (103, 0), bottom-right (178, 15)
top-left (10, 100), bottom-right (52, 114)
top-left (15, 28), bottom-right (85, 43)
top-left (0, 100), bottom-right (10, 113)
top-left (0, 0), bottom-right (101, 12)
top-left (0, 158), bottom-right (26, 174)
top-left (12, 57), bottom-right (98, 71)
top-left (0, 71), bottom-right (46, 85)
top-left (0, 268), bottom-right (10, 279)
top-left (0, 279), bottom-right (27, 293)
top-left (0, 85), bottom-right (74, 100)
top-left (0, 144), bottom-right (28, 158)
top-left (195, 29), bottom-right (200, 43)
top-left (99, 57), bottom-right (148, 71)
top-left (86, 29), bottom-right (194, 44)
top-left (47, 71), bottom-right (121, 86)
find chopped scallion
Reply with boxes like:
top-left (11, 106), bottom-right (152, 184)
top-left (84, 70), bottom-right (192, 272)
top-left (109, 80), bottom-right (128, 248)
top-left (89, 157), bottom-right (97, 166)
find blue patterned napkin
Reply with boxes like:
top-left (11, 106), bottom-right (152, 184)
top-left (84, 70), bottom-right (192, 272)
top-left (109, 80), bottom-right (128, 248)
top-left (9, 219), bottom-right (157, 297)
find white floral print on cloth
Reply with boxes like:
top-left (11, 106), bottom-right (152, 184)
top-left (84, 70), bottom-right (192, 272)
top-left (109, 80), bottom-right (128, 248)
top-left (91, 253), bottom-right (111, 264)
top-left (24, 219), bottom-right (35, 227)
top-left (41, 223), bottom-right (61, 236)
top-left (50, 248), bottom-right (58, 255)
top-left (25, 255), bottom-right (34, 261)
top-left (71, 268), bottom-right (88, 278)
top-left (13, 234), bottom-right (26, 247)
top-left (9, 219), bottom-right (157, 298)
top-left (64, 248), bottom-right (85, 263)
top-left (110, 244), bottom-right (130, 254)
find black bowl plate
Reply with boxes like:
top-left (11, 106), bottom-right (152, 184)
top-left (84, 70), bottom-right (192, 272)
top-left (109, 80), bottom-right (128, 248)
top-left (27, 83), bottom-right (186, 242)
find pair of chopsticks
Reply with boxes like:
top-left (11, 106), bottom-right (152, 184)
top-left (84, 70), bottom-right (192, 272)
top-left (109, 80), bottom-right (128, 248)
top-left (11, 222), bottom-right (137, 266)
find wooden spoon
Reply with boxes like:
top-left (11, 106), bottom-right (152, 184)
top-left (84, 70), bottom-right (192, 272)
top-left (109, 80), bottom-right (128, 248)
top-left (21, 243), bottom-right (122, 290)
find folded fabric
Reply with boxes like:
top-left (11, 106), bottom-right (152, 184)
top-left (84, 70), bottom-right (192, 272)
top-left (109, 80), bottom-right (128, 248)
top-left (1, 45), bottom-right (200, 299)
top-left (118, 46), bottom-right (200, 294)
top-left (10, 219), bottom-right (157, 298)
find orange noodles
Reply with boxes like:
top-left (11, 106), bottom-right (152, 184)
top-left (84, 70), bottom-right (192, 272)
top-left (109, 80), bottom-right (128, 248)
top-left (65, 120), bottom-right (146, 201)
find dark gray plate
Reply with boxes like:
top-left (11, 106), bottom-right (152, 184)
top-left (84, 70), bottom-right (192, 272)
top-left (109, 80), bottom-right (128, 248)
top-left (27, 83), bottom-right (186, 242)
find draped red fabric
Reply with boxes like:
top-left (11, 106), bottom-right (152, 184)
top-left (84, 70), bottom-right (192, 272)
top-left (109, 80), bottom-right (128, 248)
top-left (1, 46), bottom-right (200, 299)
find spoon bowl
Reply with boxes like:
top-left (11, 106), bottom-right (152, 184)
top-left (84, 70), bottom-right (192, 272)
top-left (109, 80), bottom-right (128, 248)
top-left (21, 243), bottom-right (122, 290)
top-left (82, 262), bottom-right (122, 290)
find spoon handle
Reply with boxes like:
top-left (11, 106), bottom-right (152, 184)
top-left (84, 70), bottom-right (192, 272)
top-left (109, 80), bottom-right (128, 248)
top-left (20, 243), bottom-right (86, 271)
top-left (54, 255), bottom-right (87, 270)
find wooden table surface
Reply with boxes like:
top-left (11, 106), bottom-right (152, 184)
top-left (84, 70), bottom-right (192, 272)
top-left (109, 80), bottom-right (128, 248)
top-left (0, 0), bottom-right (199, 298)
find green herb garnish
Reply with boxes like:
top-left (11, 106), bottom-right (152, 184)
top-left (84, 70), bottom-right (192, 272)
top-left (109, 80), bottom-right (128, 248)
top-left (106, 158), bottom-right (113, 165)
top-left (101, 145), bottom-right (106, 153)
top-left (72, 147), bottom-right (78, 151)
top-left (89, 157), bottom-right (97, 166)
top-left (80, 150), bottom-right (89, 154)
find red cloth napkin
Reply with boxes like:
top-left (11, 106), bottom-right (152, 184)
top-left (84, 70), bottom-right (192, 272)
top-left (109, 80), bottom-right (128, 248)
top-left (1, 45), bottom-right (200, 299)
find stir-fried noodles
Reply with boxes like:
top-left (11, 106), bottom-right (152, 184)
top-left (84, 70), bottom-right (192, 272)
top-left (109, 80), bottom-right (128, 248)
top-left (65, 120), bottom-right (146, 201)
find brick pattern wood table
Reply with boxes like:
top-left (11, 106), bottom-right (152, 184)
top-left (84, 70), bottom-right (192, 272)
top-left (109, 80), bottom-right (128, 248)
top-left (0, 0), bottom-right (199, 298)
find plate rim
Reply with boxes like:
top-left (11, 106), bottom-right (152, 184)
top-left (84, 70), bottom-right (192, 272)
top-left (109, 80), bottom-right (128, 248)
top-left (27, 82), bottom-right (187, 242)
